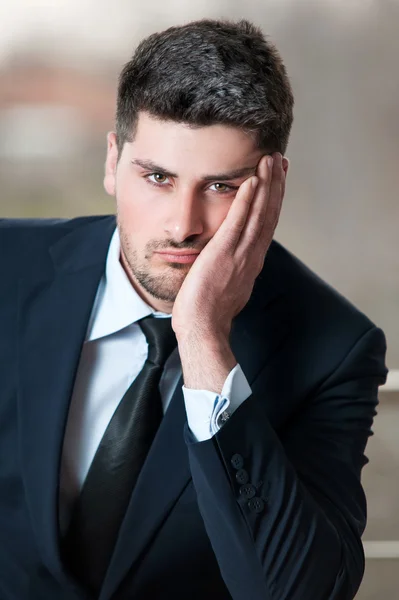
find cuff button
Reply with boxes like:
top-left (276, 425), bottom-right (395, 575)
top-left (231, 454), bottom-right (244, 470)
top-left (239, 484), bottom-right (256, 499)
top-left (217, 410), bottom-right (230, 426)
top-left (248, 497), bottom-right (265, 514)
top-left (235, 469), bottom-right (249, 485)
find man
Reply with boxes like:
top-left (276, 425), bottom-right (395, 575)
top-left (0, 18), bottom-right (387, 600)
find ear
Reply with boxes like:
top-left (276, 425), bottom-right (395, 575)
top-left (282, 156), bottom-right (290, 176)
top-left (281, 156), bottom-right (289, 200)
top-left (104, 132), bottom-right (119, 196)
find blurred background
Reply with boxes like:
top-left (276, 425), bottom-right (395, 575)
top-left (1, 0), bottom-right (398, 596)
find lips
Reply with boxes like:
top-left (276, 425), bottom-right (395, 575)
top-left (156, 251), bottom-right (199, 264)
top-left (158, 252), bottom-right (200, 256)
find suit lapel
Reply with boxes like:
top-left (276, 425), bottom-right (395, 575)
top-left (17, 216), bottom-right (116, 583)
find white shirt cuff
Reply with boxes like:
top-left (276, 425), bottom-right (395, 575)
top-left (182, 363), bottom-right (252, 441)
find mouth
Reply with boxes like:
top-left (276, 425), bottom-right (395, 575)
top-left (155, 251), bottom-right (200, 264)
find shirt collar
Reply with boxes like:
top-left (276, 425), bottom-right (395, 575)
top-left (86, 226), bottom-right (170, 342)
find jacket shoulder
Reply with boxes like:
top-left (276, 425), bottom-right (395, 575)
top-left (266, 240), bottom-right (379, 337)
top-left (0, 214), bottom-right (113, 275)
top-left (0, 214), bottom-right (109, 233)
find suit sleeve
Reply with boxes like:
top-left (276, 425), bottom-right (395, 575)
top-left (184, 326), bottom-right (388, 600)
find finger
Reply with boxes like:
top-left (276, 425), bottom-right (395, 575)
top-left (216, 175), bottom-right (259, 252)
top-left (235, 154), bottom-right (273, 252)
top-left (259, 152), bottom-right (284, 252)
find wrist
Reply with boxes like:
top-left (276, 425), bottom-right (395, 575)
top-left (177, 332), bottom-right (237, 393)
top-left (175, 319), bottom-right (231, 346)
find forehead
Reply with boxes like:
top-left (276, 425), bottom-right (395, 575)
top-left (125, 111), bottom-right (262, 171)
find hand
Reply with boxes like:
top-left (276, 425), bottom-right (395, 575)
top-left (172, 152), bottom-right (287, 342)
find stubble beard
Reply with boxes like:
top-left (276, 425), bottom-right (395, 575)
top-left (118, 225), bottom-right (189, 304)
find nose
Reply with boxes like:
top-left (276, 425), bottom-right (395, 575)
top-left (164, 187), bottom-right (204, 243)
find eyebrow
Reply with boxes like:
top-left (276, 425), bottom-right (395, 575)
top-left (131, 158), bottom-right (257, 181)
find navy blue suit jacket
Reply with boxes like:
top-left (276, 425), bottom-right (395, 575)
top-left (0, 215), bottom-right (387, 599)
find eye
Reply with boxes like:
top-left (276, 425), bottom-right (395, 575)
top-left (209, 182), bottom-right (238, 193)
top-left (146, 173), bottom-right (169, 185)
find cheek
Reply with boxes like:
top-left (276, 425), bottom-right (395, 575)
top-left (120, 206), bottom-right (154, 239)
top-left (117, 177), bottom-right (147, 223)
top-left (207, 202), bottom-right (231, 236)
top-left (117, 185), bottom-right (161, 244)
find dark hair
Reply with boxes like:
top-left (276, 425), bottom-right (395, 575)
top-left (116, 19), bottom-right (294, 156)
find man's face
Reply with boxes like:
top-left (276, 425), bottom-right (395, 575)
top-left (104, 111), bottom-right (264, 312)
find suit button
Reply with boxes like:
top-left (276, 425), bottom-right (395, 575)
top-left (235, 469), bottom-right (249, 484)
top-left (239, 484), bottom-right (256, 499)
top-left (248, 497), bottom-right (265, 513)
top-left (231, 454), bottom-right (244, 470)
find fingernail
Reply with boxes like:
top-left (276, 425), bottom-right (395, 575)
top-left (251, 176), bottom-right (258, 190)
top-left (267, 156), bottom-right (273, 169)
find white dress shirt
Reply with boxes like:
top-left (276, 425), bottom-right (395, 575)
top-left (59, 226), bottom-right (252, 532)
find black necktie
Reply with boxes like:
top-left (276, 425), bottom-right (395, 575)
top-left (61, 315), bottom-right (177, 595)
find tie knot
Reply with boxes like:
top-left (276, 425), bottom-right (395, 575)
top-left (138, 315), bottom-right (177, 367)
